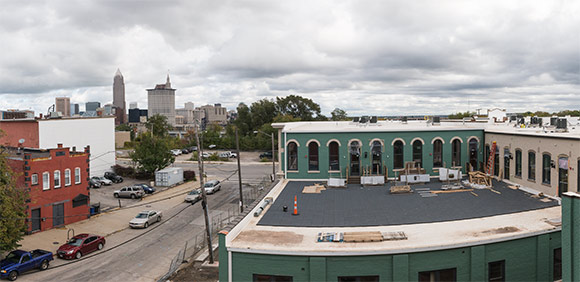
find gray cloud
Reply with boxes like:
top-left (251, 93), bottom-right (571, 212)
top-left (0, 0), bottom-right (578, 116)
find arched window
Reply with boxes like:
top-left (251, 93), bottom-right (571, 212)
top-left (433, 140), bottom-right (443, 167)
top-left (287, 142), bottom-right (298, 171)
top-left (468, 138), bottom-right (478, 171)
top-left (515, 150), bottom-right (522, 177)
top-left (528, 151), bottom-right (536, 180)
top-left (329, 141), bottom-right (339, 171)
top-left (308, 142), bottom-right (319, 171)
top-left (452, 139), bottom-right (461, 167)
top-left (393, 140), bottom-right (404, 169)
top-left (371, 141), bottom-right (382, 174)
top-left (504, 148), bottom-right (510, 180)
top-left (542, 153), bottom-right (551, 184)
top-left (412, 140), bottom-right (422, 168)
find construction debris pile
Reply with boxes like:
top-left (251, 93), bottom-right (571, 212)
top-left (317, 231), bottom-right (407, 243)
top-left (466, 171), bottom-right (493, 188)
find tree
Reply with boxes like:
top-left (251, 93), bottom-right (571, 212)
top-left (115, 124), bottom-right (132, 131)
top-left (130, 132), bottom-right (175, 175)
top-left (0, 141), bottom-right (28, 252)
top-left (276, 95), bottom-right (324, 121)
top-left (145, 114), bottom-right (172, 138)
top-left (448, 111), bottom-right (474, 119)
top-left (250, 99), bottom-right (278, 129)
top-left (233, 103), bottom-right (252, 136)
top-left (331, 108), bottom-right (349, 121)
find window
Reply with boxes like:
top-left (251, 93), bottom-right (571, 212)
top-left (412, 140), bottom-right (422, 168)
top-left (75, 167), bottom-right (81, 184)
top-left (31, 173), bottom-right (38, 185)
top-left (468, 138), bottom-right (478, 171)
top-left (329, 141), bottom-right (340, 171)
top-left (393, 140), bottom-right (404, 169)
top-left (42, 172), bottom-right (50, 190)
top-left (338, 276), bottom-right (380, 282)
top-left (451, 139), bottom-right (461, 167)
top-left (287, 142), bottom-right (298, 171)
top-left (308, 142), bottom-right (319, 171)
top-left (253, 274), bottom-right (293, 282)
top-left (419, 268), bottom-right (456, 282)
top-left (515, 150), bottom-right (522, 177)
top-left (553, 248), bottom-right (562, 281)
top-left (488, 260), bottom-right (505, 282)
top-left (485, 144), bottom-right (490, 168)
top-left (494, 146), bottom-right (500, 177)
top-left (528, 151), bottom-right (536, 180)
top-left (371, 141), bottom-right (382, 175)
top-left (433, 140), bottom-right (443, 167)
top-left (64, 169), bottom-right (71, 186)
top-left (542, 154), bottom-right (551, 184)
top-left (54, 170), bottom-right (61, 188)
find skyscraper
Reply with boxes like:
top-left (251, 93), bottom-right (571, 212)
top-left (147, 75), bottom-right (176, 125)
top-left (113, 69), bottom-right (126, 125)
top-left (55, 97), bottom-right (70, 117)
top-left (85, 102), bottom-right (101, 112)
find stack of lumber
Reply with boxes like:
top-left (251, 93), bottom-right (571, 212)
top-left (302, 183), bottom-right (326, 194)
top-left (468, 171), bottom-right (492, 187)
top-left (317, 232), bottom-right (344, 242)
top-left (343, 231), bottom-right (383, 242)
top-left (390, 185), bottom-right (412, 194)
top-left (382, 231), bottom-right (408, 241)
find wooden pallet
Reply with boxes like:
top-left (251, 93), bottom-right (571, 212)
top-left (390, 185), bottom-right (411, 194)
top-left (343, 231), bottom-right (383, 242)
top-left (302, 183), bottom-right (326, 194)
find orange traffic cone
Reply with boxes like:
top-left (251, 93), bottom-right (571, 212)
top-left (292, 195), bottom-right (299, 216)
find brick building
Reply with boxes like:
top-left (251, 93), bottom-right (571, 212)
top-left (7, 144), bottom-right (90, 233)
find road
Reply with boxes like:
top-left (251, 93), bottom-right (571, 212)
top-left (21, 160), bottom-right (273, 282)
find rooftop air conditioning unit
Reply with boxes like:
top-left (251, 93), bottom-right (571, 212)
top-left (510, 116), bottom-right (516, 121)
top-left (360, 116), bottom-right (369, 123)
top-left (433, 116), bottom-right (441, 124)
top-left (353, 117), bottom-right (360, 123)
top-left (370, 116), bottom-right (378, 123)
top-left (550, 117), bottom-right (558, 126)
top-left (401, 116), bottom-right (408, 123)
top-left (557, 118), bottom-right (567, 129)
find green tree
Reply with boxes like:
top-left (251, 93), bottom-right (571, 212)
top-left (0, 143), bottom-right (28, 252)
top-left (276, 95), bottom-right (325, 121)
top-left (330, 108), bottom-right (349, 121)
top-left (250, 99), bottom-right (278, 129)
top-left (115, 124), bottom-right (131, 131)
top-left (233, 103), bottom-right (252, 136)
top-left (145, 114), bottom-right (172, 138)
top-left (130, 132), bottom-right (175, 175)
top-left (448, 111), bottom-right (475, 119)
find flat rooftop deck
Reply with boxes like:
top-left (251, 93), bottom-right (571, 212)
top-left (258, 180), bottom-right (558, 227)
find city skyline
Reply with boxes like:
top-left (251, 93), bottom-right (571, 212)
top-left (0, 1), bottom-right (578, 116)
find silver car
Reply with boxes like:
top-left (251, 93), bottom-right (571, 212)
top-left (203, 180), bottom-right (221, 194)
top-left (129, 210), bottom-right (162, 228)
top-left (185, 190), bottom-right (201, 203)
top-left (91, 176), bottom-right (112, 185)
top-left (113, 186), bottom-right (145, 199)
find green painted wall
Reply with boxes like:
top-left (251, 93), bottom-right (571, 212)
top-left (562, 194), bottom-right (580, 281)
top-left (224, 231), bottom-right (561, 281)
top-left (281, 130), bottom-right (484, 179)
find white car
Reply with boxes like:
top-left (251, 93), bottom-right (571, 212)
top-left (185, 190), bottom-right (201, 203)
top-left (129, 210), bottom-right (162, 228)
top-left (219, 151), bottom-right (238, 158)
top-left (171, 149), bottom-right (182, 156)
top-left (203, 180), bottom-right (221, 194)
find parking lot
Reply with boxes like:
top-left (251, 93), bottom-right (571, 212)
top-left (90, 177), bottom-right (168, 210)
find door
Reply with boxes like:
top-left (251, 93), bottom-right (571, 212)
top-left (53, 203), bottom-right (64, 227)
top-left (31, 208), bottom-right (41, 232)
top-left (349, 141), bottom-right (360, 176)
top-left (469, 139), bottom-right (478, 171)
top-left (559, 157), bottom-right (569, 197)
top-left (80, 238), bottom-right (91, 254)
top-left (19, 254), bottom-right (34, 272)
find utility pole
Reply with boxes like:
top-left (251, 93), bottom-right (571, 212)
top-left (236, 128), bottom-right (243, 213)
top-left (195, 123), bottom-right (213, 264)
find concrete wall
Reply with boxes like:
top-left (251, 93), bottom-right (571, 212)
top-left (38, 118), bottom-right (116, 177)
top-left (279, 129), bottom-right (484, 179)
top-left (485, 132), bottom-right (579, 196)
top-left (222, 231), bottom-right (560, 282)
top-left (115, 131), bottom-right (131, 148)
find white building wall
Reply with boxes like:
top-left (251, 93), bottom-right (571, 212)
top-left (38, 117), bottom-right (116, 177)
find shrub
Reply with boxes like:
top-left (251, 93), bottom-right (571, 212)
top-left (112, 165), bottom-right (135, 177)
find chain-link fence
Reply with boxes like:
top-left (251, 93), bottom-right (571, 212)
top-left (157, 176), bottom-right (274, 282)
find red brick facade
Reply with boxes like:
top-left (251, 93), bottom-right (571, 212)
top-left (8, 144), bottom-right (90, 233)
top-left (0, 120), bottom-right (39, 148)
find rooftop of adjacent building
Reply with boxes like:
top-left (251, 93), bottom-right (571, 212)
top-left (226, 179), bottom-right (561, 256)
top-left (3, 145), bottom-right (88, 160)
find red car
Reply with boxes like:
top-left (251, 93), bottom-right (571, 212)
top-left (56, 234), bottom-right (106, 259)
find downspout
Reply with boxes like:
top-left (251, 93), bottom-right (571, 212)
top-left (228, 250), bottom-right (232, 282)
top-left (284, 131), bottom-right (287, 179)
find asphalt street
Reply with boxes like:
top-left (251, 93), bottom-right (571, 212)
top-left (19, 159), bottom-right (273, 282)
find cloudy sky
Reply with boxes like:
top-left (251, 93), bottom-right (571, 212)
top-left (0, 0), bottom-right (578, 116)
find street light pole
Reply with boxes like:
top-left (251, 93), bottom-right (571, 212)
top-left (236, 128), bottom-right (243, 213)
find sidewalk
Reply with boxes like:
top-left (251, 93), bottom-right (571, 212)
top-left (19, 180), bottom-right (200, 253)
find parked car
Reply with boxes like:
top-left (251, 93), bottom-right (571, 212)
top-left (56, 234), bottom-right (106, 260)
top-left (208, 144), bottom-right (217, 149)
top-left (185, 189), bottom-right (201, 203)
top-left (170, 149), bottom-right (182, 156)
top-left (91, 176), bottom-right (112, 186)
top-left (188, 146), bottom-right (198, 152)
top-left (129, 210), bottom-right (162, 228)
top-left (0, 249), bottom-right (53, 281)
top-left (104, 172), bottom-right (123, 183)
top-left (88, 178), bottom-right (102, 188)
top-left (113, 186), bottom-right (144, 199)
top-left (259, 151), bottom-right (273, 159)
top-left (181, 148), bottom-right (190, 154)
top-left (203, 180), bottom-right (221, 194)
top-left (133, 183), bottom-right (156, 194)
top-left (218, 151), bottom-right (238, 158)
top-left (201, 152), bottom-right (210, 159)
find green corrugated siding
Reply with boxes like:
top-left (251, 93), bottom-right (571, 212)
top-left (282, 130), bottom-right (484, 179)
top-left (224, 232), bottom-right (561, 282)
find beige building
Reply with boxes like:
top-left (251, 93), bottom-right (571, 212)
top-left (147, 75), bottom-right (176, 126)
top-left (199, 103), bottom-right (227, 126)
top-left (485, 125), bottom-right (579, 197)
top-left (55, 97), bottom-right (70, 117)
